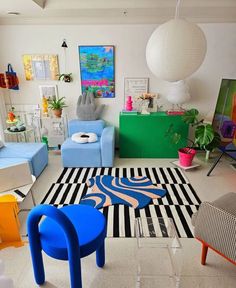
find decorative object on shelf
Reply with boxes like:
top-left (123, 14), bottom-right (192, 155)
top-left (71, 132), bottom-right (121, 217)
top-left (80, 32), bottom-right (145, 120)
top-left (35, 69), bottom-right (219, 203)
top-left (133, 92), bottom-right (160, 113)
top-left (7, 107), bottom-right (16, 123)
top-left (48, 96), bottom-right (67, 118)
top-left (76, 92), bottom-right (105, 120)
top-left (5, 64), bottom-right (19, 90)
top-left (125, 96), bottom-right (133, 111)
top-left (79, 45), bottom-right (115, 98)
top-left (22, 54), bottom-right (59, 80)
top-left (146, 0), bottom-right (207, 82)
top-left (7, 118), bottom-right (26, 132)
top-left (42, 96), bottom-right (49, 117)
top-left (167, 80), bottom-right (190, 113)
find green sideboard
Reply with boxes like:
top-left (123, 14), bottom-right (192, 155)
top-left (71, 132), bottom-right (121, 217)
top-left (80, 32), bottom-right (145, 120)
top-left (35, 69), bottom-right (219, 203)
top-left (119, 112), bottom-right (189, 158)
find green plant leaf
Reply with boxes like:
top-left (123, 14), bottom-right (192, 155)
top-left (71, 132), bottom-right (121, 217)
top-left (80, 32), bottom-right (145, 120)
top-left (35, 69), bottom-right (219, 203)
top-left (182, 109), bottom-right (199, 124)
top-left (48, 96), bottom-right (68, 110)
top-left (195, 124), bottom-right (214, 148)
top-left (204, 131), bottom-right (221, 151)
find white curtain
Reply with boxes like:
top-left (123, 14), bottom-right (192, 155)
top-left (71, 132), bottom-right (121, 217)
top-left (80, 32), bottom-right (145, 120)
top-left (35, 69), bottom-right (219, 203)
top-left (0, 91), bottom-right (7, 140)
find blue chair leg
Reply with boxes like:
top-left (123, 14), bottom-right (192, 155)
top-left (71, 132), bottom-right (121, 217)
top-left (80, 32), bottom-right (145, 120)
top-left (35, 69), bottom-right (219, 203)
top-left (68, 245), bottom-right (82, 288)
top-left (28, 234), bottom-right (45, 285)
top-left (96, 241), bottom-right (105, 268)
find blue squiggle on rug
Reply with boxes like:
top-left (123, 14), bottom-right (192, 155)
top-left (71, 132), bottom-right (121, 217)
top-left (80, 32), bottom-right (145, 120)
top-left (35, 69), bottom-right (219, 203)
top-left (80, 175), bottom-right (167, 209)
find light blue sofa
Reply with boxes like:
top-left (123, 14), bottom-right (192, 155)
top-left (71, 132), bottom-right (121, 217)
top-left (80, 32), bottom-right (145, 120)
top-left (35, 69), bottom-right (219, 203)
top-left (61, 120), bottom-right (115, 168)
top-left (0, 142), bottom-right (48, 178)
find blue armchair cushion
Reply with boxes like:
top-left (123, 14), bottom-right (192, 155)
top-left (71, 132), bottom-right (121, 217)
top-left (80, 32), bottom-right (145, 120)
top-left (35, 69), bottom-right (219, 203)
top-left (61, 138), bottom-right (101, 167)
top-left (68, 120), bottom-right (105, 137)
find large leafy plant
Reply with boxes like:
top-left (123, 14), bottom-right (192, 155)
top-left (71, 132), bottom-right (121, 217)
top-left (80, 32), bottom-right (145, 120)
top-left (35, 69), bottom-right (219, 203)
top-left (168, 109), bottom-right (221, 152)
top-left (48, 96), bottom-right (68, 110)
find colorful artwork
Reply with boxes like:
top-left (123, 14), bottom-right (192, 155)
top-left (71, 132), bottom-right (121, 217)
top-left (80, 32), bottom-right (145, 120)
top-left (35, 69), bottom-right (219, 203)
top-left (23, 54), bottom-right (59, 81)
top-left (79, 46), bottom-right (115, 98)
top-left (212, 79), bottom-right (236, 149)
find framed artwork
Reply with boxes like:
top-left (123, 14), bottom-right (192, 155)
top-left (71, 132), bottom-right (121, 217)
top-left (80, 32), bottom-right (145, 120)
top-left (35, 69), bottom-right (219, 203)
top-left (78, 45), bottom-right (115, 98)
top-left (212, 79), bottom-right (236, 150)
top-left (23, 54), bottom-right (59, 80)
top-left (124, 77), bottom-right (149, 98)
top-left (39, 85), bottom-right (58, 100)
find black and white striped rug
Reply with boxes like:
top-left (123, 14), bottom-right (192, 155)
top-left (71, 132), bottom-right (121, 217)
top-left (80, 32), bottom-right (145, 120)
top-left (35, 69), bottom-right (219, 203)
top-left (41, 167), bottom-right (201, 238)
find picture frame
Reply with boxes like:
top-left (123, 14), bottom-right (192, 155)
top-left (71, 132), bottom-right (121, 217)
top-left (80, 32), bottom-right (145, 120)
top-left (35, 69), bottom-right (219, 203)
top-left (124, 77), bottom-right (149, 99)
top-left (39, 85), bottom-right (58, 101)
top-left (78, 45), bottom-right (115, 98)
top-left (23, 54), bottom-right (59, 81)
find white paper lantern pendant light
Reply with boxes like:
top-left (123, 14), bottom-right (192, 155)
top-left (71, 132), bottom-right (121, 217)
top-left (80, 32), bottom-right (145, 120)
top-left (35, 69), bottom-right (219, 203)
top-left (146, 0), bottom-right (207, 82)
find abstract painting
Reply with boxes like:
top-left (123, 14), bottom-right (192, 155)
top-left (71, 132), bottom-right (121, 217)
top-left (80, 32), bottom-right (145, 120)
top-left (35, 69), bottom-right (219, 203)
top-left (212, 79), bottom-right (236, 149)
top-left (78, 45), bottom-right (115, 98)
top-left (23, 54), bottom-right (59, 81)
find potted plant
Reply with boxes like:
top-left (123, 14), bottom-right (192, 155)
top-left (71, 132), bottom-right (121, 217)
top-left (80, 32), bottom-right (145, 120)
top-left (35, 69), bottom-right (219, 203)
top-left (167, 108), bottom-right (221, 167)
top-left (58, 73), bottom-right (72, 83)
top-left (48, 96), bottom-right (67, 118)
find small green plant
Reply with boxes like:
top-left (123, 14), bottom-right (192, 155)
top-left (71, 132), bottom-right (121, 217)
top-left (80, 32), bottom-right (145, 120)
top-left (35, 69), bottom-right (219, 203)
top-left (48, 96), bottom-right (67, 110)
top-left (167, 108), bottom-right (221, 153)
top-left (58, 73), bottom-right (72, 82)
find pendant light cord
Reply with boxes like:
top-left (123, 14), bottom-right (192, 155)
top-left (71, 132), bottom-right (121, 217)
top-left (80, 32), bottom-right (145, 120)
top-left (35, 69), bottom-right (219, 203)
top-left (64, 47), bottom-right (67, 73)
top-left (175, 0), bottom-right (181, 19)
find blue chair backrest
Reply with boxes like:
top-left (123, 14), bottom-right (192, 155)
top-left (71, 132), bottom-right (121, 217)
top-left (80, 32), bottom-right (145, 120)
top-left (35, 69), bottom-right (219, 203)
top-left (68, 120), bottom-right (105, 137)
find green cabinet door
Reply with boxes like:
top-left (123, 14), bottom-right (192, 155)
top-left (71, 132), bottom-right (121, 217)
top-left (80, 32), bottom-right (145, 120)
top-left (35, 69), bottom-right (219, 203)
top-left (119, 112), bottom-right (188, 158)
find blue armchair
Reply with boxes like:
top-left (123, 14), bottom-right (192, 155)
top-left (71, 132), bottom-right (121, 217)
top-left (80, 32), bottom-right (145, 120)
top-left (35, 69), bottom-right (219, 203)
top-left (61, 120), bottom-right (115, 168)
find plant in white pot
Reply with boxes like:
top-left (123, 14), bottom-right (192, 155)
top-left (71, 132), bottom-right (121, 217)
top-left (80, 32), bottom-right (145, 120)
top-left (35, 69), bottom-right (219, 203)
top-left (167, 109), bottom-right (221, 167)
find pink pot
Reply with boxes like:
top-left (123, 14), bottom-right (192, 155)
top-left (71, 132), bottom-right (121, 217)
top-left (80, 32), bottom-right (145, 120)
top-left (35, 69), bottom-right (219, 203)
top-left (178, 148), bottom-right (196, 167)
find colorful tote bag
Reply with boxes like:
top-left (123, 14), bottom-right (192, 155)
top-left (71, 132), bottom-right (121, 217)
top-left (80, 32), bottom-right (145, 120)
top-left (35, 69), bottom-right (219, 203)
top-left (5, 64), bottom-right (19, 90)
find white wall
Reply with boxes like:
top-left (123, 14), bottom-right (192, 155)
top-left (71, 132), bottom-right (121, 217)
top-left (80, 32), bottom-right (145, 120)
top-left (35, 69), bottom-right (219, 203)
top-left (0, 23), bottom-right (236, 129)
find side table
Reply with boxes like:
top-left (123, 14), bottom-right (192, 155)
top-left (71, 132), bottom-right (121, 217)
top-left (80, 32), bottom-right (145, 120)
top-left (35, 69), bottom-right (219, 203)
top-left (135, 217), bottom-right (183, 288)
top-left (4, 127), bottom-right (34, 142)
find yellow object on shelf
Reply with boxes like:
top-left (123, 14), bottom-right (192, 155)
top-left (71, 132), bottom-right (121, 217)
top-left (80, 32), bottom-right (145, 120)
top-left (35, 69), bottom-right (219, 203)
top-left (42, 95), bottom-right (49, 117)
top-left (6, 119), bottom-right (18, 124)
top-left (0, 195), bottom-right (24, 250)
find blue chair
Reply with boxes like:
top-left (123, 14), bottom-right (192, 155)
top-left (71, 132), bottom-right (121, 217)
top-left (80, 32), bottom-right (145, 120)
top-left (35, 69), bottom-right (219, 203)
top-left (61, 119), bottom-right (115, 168)
top-left (27, 204), bottom-right (106, 288)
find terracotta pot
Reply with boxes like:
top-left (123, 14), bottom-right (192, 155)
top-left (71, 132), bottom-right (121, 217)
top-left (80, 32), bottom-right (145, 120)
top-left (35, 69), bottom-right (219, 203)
top-left (178, 148), bottom-right (196, 167)
top-left (53, 109), bottom-right (62, 118)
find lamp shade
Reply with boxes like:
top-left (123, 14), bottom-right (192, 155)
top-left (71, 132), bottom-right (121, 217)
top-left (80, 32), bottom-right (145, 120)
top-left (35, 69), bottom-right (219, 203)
top-left (167, 80), bottom-right (190, 105)
top-left (146, 18), bottom-right (207, 82)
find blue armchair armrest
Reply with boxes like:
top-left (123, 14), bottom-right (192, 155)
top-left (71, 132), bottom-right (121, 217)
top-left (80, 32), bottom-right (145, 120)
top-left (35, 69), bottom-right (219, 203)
top-left (101, 126), bottom-right (115, 167)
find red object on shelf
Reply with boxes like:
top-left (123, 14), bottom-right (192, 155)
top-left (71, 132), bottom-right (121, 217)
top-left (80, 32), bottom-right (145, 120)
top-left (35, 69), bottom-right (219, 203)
top-left (166, 110), bottom-right (185, 115)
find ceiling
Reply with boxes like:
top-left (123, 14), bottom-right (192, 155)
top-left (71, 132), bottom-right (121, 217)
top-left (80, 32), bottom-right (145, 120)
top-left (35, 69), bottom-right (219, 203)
top-left (0, 0), bottom-right (236, 25)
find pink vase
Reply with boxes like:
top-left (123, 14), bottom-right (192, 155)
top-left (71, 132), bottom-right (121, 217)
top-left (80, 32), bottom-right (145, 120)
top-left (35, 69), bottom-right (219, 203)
top-left (126, 96), bottom-right (133, 111)
top-left (178, 148), bottom-right (196, 167)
